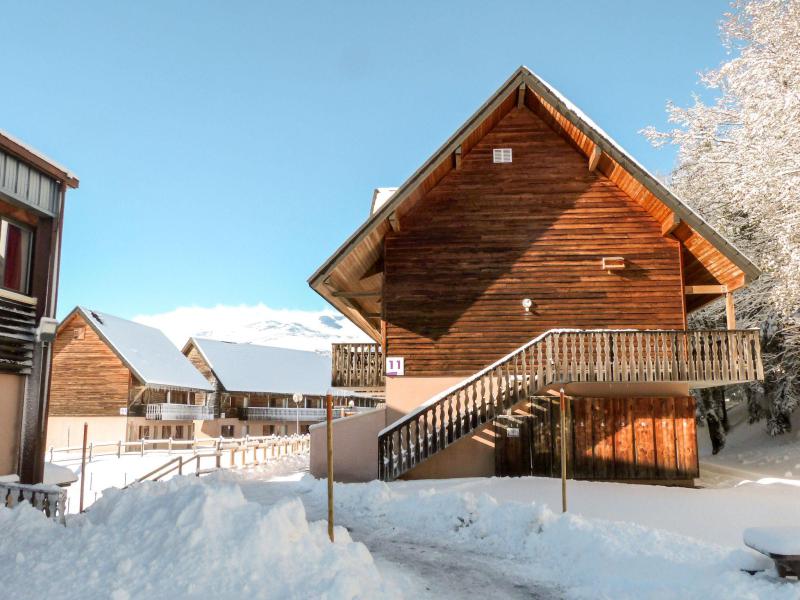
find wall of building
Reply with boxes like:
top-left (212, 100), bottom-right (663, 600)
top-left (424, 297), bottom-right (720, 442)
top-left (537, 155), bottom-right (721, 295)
top-left (0, 374), bottom-right (23, 475)
top-left (310, 407), bottom-right (387, 482)
top-left (46, 416), bottom-right (127, 449)
top-left (50, 312), bottom-right (130, 416)
top-left (385, 375), bottom-right (465, 422)
top-left (383, 106), bottom-right (685, 378)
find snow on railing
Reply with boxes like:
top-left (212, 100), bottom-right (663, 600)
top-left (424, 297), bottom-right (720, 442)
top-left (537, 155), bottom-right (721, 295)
top-left (145, 403), bottom-right (215, 421)
top-left (126, 434), bottom-right (311, 487)
top-left (1, 481), bottom-right (67, 525)
top-left (245, 406), bottom-right (375, 421)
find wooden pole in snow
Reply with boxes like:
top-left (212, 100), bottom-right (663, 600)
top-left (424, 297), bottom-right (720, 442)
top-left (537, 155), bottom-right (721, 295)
top-left (560, 389), bottom-right (567, 513)
top-left (79, 422), bottom-right (88, 513)
top-left (326, 391), bottom-right (334, 542)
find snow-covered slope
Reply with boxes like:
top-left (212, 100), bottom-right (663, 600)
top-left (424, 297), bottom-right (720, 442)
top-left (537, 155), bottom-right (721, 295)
top-left (133, 304), bottom-right (371, 352)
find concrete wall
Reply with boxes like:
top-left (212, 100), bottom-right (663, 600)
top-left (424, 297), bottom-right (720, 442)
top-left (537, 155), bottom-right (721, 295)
top-left (310, 407), bottom-right (387, 482)
top-left (0, 374), bottom-right (23, 476)
top-left (46, 416), bottom-right (127, 448)
top-left (385, 376), bottom-right (465, 422)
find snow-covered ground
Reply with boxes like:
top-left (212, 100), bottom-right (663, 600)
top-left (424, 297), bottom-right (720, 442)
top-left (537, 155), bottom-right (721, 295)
top-left (3, 452), bottom-right (798, 599)
top-left (699, 404), bottom-right (800, 483)
top-left (53, 448), bottom-right (261, 513)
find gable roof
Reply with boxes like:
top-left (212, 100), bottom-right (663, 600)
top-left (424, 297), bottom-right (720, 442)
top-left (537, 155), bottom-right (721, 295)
top-left (308, 66), bottom-right (761, 339)
top-left (183, 337), bottom-right (331, 396)
top-left (61, 307), bottom-right (213, 392)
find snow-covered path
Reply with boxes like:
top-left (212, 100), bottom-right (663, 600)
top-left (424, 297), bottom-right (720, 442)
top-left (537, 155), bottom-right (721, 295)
top-left (231, 458), bottom-right (800, 600)
top-left (233, 463), bottom-right (563, 599)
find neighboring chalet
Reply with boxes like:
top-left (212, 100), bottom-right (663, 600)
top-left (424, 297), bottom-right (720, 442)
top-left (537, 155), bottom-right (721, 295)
top-left (183, 337), bottom-right (380, 437)
top-left (309, 66), bottom-right (764, 484)
top-left (0, 131), bottom-right (79, 483)
top-left (48, 307), bottom-right (213, 447)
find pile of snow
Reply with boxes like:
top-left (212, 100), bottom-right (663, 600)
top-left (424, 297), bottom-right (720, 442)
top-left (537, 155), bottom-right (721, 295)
top-left (297, 477), bottom-right (798, 599)
top-left (0, 476), bottom-right (399, 600)
top-left (133, 303), bottom-right (371, 351)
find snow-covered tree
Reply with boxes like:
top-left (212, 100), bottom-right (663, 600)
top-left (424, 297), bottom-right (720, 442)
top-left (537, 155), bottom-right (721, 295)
top-left (643, 0), bottom-right (800, 436)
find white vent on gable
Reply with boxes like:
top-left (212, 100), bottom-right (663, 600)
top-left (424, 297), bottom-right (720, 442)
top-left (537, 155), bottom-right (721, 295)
top-left (493, 148), bottom-right (512, 163)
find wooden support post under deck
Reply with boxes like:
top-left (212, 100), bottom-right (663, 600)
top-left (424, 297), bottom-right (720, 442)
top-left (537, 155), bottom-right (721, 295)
top-left (726, 291), bottom-right (737, 329)
top-left (588, 145), bottom-right (602, 172)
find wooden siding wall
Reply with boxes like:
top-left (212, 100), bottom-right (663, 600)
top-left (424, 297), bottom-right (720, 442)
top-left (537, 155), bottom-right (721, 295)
top-left (184, 345), bottom-right (216, 405)
top-left (495, 396), bottom-right (698, 481)
top-left (50, 313), bottom-right (130, 416)
top-left (384, 107), bottom-right (685, 376)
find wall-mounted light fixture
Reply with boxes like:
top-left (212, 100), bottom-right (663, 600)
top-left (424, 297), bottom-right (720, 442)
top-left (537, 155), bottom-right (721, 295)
top-left (522, 298), bottom-right (533, 313)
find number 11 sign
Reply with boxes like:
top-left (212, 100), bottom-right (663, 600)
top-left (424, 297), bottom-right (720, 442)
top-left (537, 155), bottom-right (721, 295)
top-left (386, 356), bottom-right (404, 377)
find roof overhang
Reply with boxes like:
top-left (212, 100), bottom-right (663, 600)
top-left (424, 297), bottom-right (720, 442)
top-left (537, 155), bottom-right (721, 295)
top-left (0, 131), bottom-right (79, 189)
top-left (309, 66), bottom-right (761, 338)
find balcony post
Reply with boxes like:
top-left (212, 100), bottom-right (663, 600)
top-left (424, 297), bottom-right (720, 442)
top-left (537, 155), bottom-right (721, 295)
top-left (726, 292), bottom-right (737, 329)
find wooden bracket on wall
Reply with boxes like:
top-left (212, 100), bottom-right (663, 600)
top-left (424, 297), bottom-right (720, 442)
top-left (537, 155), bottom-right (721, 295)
top-left (517, 83), bottom-right (526, 108)
top-left (684, 285), bottom-right (727, 295)
top-left (332, 290), bottom-right (381, 298)
top-left (388, 213), bottom-right (401, 232)
top-left (661, 212), bottom-right (681, 237)
top-left (453, 145), bottom-right (462, 169)
top-left (588, 145), bottom-right (602, 172)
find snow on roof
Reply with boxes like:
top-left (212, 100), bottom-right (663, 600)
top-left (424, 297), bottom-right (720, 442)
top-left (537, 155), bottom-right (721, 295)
top-left (189, 337), bottom-right (331, 395)
top-left (73, 307), bottom-right (213, 391)
top-left (0, 128), bottom-right (78, 184)
top-left (370, 187), bottom-right (397, 215)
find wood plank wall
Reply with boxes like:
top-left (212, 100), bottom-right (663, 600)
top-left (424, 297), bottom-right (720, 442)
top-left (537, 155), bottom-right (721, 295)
top-left (184, 344), bottom-right (216, 405)
top-left (384, 107), bottom-right (685, 376)
top-left (50, 313), bottom-right (131, 416)
top-left (495, 396), bottom-right (698, 481)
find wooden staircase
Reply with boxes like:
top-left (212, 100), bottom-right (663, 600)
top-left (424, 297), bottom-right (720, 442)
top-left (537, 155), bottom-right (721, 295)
top-left (378, 328), bottom-right (763, 481)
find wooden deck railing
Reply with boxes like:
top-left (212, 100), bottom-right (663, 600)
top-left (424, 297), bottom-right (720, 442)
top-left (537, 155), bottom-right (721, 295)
top-left (331, 342), bottom-right (384, 388)
top-left (378, 329), bottom-right (763, 481)
top-left (1, 481), bottom-right (67, 524)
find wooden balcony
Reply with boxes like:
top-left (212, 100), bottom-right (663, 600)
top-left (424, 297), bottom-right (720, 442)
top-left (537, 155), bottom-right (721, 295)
top-left (145, 403), bottom-right (214, 421)
top-left (379, 329), bottom-right (763, 481)
top-left (331, 342), bottom-right (384, 389)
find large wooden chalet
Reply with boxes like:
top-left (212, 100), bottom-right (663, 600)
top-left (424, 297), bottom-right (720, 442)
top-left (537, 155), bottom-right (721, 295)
top-left (0, 131), bottom-right (78, 483)
top-left (49, 307), bottom-right (214, 447)
top-left (183, 337), bottom-right (380, 436)
top-left (309, 66), bottom-right (764, 484)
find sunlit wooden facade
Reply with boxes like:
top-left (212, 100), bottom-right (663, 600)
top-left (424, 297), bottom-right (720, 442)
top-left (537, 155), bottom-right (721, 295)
top-left (311, 67), bottom-right (764, 484)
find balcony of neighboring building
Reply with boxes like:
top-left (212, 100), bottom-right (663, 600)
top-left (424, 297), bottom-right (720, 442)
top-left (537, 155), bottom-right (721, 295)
top-left (331, 342), bottom-right (384, 390)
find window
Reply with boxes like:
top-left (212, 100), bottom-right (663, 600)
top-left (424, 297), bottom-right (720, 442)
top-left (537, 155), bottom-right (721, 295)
top-left (161, 425), bottom-right (171, 439)
top-left (492, 148), bottom-right (512, 163)
top-left (0, 218), bottom-right (32, 294)
top-left (138, 426), bottom-right (150, 440)
top-left (174, 425), bottom-right (184, 440)
top-left (221, 425), bottom-right (234, 438)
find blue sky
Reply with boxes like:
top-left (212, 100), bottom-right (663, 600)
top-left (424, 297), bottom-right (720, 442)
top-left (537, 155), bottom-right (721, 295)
top-left (1, 1), bottom-right (731, 320)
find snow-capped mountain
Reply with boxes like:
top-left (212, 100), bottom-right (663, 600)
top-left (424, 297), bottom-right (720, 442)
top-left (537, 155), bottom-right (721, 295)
top-left (133, 304), bottom-right (371, 352)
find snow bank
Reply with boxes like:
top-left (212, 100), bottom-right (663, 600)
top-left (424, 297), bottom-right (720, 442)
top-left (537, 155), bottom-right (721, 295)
top-left (302, 478), bottom-right (799, 599)
top-left (0, 476), bottom-right (399, 600)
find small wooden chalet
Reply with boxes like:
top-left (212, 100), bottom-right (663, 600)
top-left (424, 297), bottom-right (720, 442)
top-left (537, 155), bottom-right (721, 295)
top-left (308, 66), bottom-right (764, 484)
top-left (0, 130), bottom-right (79, 483)
top-left (183, 337), bottom-right (379, 437)
top-left (49, 307), bottom-right (213, 447)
